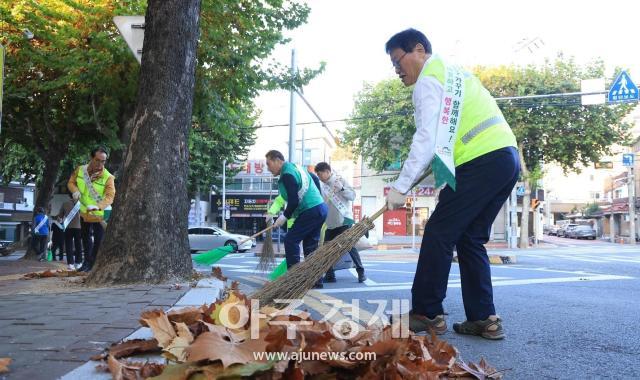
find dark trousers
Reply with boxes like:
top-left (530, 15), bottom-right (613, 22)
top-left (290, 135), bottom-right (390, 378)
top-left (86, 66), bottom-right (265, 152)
top-left (33, 234), bottom-right (48, 259)
top-left (65, 228), bottom-right (83, 265)
top-left (81, 220), bottom-right (104, 268)
top-left (284, 204), bottom-right (328, 268)
top-left (325, 225), bottom-right (365, 278)
top-left (51, 237), bottom-right (64, 260)
top-left (412, 147), bottom-right (520, 321)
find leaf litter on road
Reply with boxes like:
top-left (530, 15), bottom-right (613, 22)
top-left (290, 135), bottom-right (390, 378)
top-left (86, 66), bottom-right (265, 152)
top-left (93, 269), bottom-right (503, 379)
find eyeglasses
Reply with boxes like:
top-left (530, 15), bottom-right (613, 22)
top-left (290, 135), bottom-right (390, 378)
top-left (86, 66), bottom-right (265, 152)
top-left (392, 51), bottom-right (409, 69)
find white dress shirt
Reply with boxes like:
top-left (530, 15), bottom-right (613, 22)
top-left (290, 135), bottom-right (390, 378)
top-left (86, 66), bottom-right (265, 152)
top-left (392, 57), bottom-right (443, 194)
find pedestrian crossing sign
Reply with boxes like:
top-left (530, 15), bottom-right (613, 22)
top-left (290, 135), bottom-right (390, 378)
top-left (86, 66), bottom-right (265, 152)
top-left (608, 71), bottom-right (638, 103)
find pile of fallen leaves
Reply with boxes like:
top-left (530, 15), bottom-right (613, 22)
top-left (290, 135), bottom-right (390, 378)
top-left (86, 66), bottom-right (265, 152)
top-left (21, 269), bottom-right (87, 279)
top-left (0, 358), bottom-right (11, 374)
top-left (93, 288), bottom-right (503, 379)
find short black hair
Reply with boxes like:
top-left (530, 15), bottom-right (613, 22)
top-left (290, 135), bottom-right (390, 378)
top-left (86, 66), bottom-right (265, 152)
top-left (35, 207), bottom-right (45, 214)
top-left (91, 146), bottom-right (109, 158)
top-left (265, 150), bottom-right (285, 161)
top-left (385, 28), bottom-right (432, 54)
top-left (314, 162), bottom-right (331, 173)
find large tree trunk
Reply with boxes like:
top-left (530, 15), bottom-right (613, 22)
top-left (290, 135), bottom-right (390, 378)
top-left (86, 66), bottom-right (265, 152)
top-left (23, 149), bottom-right (65, 260)
top-left (87, 0), bottom-right (201, 285)
top-left (518, 147), bottom-right (531, 249)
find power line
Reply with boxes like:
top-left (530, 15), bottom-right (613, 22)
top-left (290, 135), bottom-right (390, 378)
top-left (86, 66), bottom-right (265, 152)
top-left (254, 91), bottom-right (632, 129)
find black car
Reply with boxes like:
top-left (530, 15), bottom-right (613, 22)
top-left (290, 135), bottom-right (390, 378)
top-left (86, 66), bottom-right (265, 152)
top-left (0, 240), bottom-right (12, 256)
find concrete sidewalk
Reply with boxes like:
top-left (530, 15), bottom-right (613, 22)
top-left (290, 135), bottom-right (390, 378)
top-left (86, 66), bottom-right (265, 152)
top-left (0, 252), bottom-right (224, 380)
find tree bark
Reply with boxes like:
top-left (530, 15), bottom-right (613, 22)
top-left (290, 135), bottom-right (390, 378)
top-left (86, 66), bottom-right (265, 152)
top-left (23, 149), bottom-right (65, 260)
top-left (518, 146), bottom-right (531, 249)
top-left (86, 0), bottom-right (201, 285)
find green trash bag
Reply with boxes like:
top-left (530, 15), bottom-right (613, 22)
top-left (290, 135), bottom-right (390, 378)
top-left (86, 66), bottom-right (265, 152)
top-left (46, 249), bottom-right (53, 262)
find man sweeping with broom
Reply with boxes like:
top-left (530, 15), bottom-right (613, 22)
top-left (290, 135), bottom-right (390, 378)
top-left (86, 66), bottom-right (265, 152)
top-left (264, 150), bottom-right (328, 289)
top-left (385, 29), bottom-right (519, 340)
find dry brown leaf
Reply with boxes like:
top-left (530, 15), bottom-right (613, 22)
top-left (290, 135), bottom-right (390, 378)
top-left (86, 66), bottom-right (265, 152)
top-left (185, 330), bottom-right (269, 368)
top-left (212, 267), bottom-right (227, 281)
top-left (167, 306), bottom-right (205, 325)
top-left (205, 292), bottom-right (250, 329)
top-left (107, 355), bottom-right (143, 380)
top-left (230, 280), bottom-right (240, 290)
top-left (108, 338), bottom-right (160, 358)
top-left (0, 358), bottom-right (11, 374)
top-left (139, 309), bottom-right (176, 348)
top-left (165, 322), bottom-right (195, 362)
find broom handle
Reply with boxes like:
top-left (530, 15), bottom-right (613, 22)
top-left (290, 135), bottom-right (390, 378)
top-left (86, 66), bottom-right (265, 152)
top-left (238, 223), bottom-right (278, 245)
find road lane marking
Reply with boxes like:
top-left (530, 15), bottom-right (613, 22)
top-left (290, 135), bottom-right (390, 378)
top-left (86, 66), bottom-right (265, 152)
top-left (314, 274), bottom-right (634, 294)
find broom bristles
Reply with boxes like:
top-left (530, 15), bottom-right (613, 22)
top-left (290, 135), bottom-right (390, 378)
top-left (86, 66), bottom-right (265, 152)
top-left (257, 220), bottom-right (275, 271)
top-left (250, 214), bottom-right (375, 307)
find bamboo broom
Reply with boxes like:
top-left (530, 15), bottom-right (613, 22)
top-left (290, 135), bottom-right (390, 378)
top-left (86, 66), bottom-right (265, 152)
top-left (250, 206), bottom-right (386, 306)
top-left (250, 167), bottom-right (433, 307)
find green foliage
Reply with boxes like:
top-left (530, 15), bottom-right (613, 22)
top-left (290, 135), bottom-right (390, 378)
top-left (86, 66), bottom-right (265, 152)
top-left (189, 0), bottom-right (321, 194)
top-left (342, 79), bottom-right (413, 172)
top-left (584, 202), bottom-right (600, 216)
top-left (0, 0), bottom-right (143, 184)
top-left (475, 57), bottom-right (634, 173)
top-left (2, 0), bottom-right (321, 199)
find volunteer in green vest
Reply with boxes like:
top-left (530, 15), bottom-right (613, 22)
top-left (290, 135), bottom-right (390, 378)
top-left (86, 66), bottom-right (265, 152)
top-left (68, 146), bottom-right (116, 272)
top-left (385, 29), bottom-right (519, 340)
top-left (265, 150), bottom-right (328, 288)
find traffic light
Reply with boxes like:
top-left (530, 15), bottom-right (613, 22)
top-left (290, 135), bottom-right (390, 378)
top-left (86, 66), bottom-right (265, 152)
top-left (531, 198), bottom-right (540, 210)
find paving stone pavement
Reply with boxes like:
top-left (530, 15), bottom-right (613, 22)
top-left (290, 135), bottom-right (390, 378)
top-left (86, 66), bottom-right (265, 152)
top-left (0, 268), bottom-right (189, 380)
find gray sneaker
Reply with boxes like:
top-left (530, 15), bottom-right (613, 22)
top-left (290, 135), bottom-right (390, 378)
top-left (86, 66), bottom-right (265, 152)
top-left (408, 313), bottom-right (447, 335)
top-left (453, 315), bottom-right (505, 340)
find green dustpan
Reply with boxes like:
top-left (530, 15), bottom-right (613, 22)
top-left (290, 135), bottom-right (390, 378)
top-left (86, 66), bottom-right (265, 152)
top-left (268, 259), bottom-right (287, 280)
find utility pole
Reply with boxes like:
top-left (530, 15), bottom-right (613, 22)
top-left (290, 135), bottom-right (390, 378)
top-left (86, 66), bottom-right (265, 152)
top-left (628, 165), bottom-right (636, 244)
top-left (411, 190), bottom-right (417, 252)
top-left (222, 159), bottom-right (227, 231)
top-left (508, 187), bottom-right (518, 248)
top-left (288, 49), bottom-right (297, 164)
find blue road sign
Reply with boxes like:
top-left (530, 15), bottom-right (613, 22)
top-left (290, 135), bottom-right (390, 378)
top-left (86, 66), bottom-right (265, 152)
top-left (516, 185), bottom-right (525, 196)
top-left (623, 153), bottom-right (634, 167)
top-left (608, 71), bottom-right (639, 103)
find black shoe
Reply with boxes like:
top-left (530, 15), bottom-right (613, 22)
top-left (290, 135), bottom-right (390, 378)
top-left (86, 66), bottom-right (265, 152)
top-left (312, 281), bottom-right (324, 289)
top-left (80, 266), bottom-right (92, 273)
top-left (324, 276), bottom-right (337, 283)
top-left (357, 270), bottom-right (367, 283)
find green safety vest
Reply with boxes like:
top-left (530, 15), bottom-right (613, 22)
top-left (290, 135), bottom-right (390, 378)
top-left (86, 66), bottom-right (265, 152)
top-left (76, 165), bottom-right (112, 218)
top-left (422, 56), bottom-right (517, 167)
top-left (268, 195), bottom-right (295, 228)
top-left (278, 162), bottom-right (324, 219)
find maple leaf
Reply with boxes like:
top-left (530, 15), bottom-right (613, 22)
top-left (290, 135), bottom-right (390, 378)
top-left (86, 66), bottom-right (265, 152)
top-left (107, 338), bottom-right (160, 358)
top-left (0, 358), bottom-right (11, 374)
top-left (106, 355), bottom-right (144, 380)
top-left (167, 306), bottom-right (205, 325)
top-left (164, 322), bottom-right (194, 362)
top-left (455, 357), bottom-right (505, 380)
top-left (212, 267), bottom-right (227, 281)
top-left (185, 330), bottom-right (269, 368)
top-left (139, 310), bottom-right (177, 348)
top-left (205, 291), bottom-right (250, 329)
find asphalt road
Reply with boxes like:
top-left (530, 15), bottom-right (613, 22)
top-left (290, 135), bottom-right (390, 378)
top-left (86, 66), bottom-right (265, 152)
top-left (196, 239), bottom-right (640, 379)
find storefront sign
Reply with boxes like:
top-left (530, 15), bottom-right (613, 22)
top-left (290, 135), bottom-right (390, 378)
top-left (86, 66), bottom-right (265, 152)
top-left (352, 205), bottom-right (362, 222)
top-left (212, 195), bottom-right (272, 217)
top-left (383, 186), bottom-right (435, 197)
top-left (383, 209), bottom-right (406, 236)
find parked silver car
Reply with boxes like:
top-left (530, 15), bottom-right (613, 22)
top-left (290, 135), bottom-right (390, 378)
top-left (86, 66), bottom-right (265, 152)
top-left (558, 224), bottom-right (578, 237)
top-left (188, 226), bottom-right (255, 253)
top-left (567, 225), bottom-right (597, 240)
